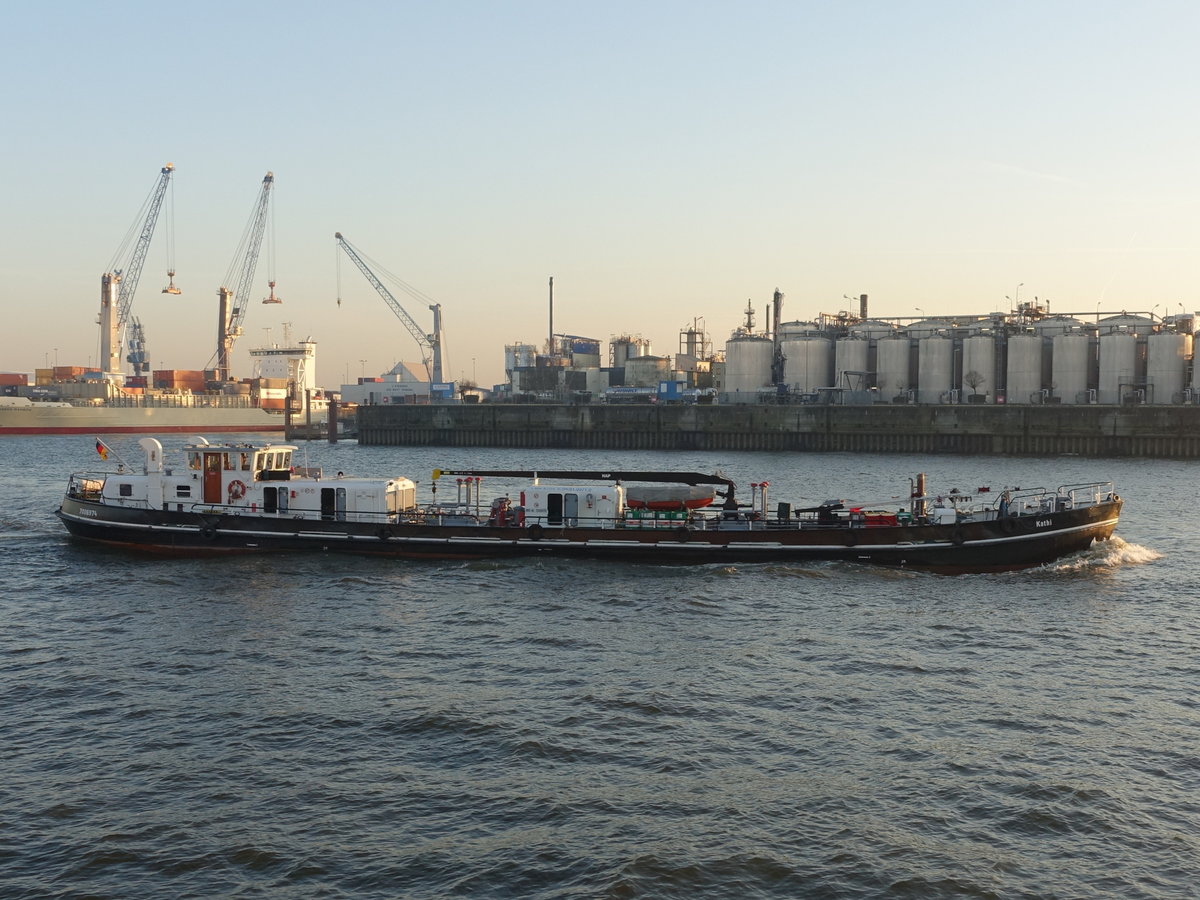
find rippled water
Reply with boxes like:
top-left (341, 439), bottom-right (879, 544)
top-left (2, 436), bottom-right (1196, 898)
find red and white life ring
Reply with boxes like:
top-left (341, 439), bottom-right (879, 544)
top-left (227, 480), bottom-right (247, 501)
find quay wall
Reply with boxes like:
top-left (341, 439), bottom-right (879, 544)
top-left (358, 404), bottom-right (1200, 458)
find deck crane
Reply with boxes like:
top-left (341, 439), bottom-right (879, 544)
top-left (98, 163), bottom-right (175, 376)
top-left (334, 232), bottom-right (448, 384)
top-left (215, 172), bottom-right (275, 381)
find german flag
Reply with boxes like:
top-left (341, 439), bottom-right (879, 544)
top-left (95, 440), bottom-right (108, 460)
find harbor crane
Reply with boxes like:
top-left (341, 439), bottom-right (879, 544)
top-left (98, 163), bottom-right (175, 376)
top-left (334, 233), bottom-right (448, 384)
top-left (215, 172), bottom-right (275, 381)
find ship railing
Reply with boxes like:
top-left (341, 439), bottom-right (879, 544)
top-left (1058, 482), bottom-right (1115, 509)
top-left (66, 473), bottom-right (105, 501)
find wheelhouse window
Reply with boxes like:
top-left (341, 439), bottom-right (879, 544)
top-left (118, 483), bottom-right (133, 497)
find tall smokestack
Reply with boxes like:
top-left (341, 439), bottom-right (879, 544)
top-left (548, 276), bottom-right (554, 356)
top-left (773, 289), bottom-right (784, 335)
top-left (860, 293), bottom-right (868, 320)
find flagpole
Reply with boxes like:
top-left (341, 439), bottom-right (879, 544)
top-left (94, 437), bottom-right (135, 472)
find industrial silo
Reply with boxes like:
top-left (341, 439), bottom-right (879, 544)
top-left (1098, 314), bottom-right (1154, 337)
top-left (610, 336), bottom-right (651, 367)
top-left (1052, 333), bottom-right (1092, 404)
top-left (1033, 316), bottom-right (1084, 338)
top-left (917, 335), bottom-right (953, 403)
top-left (1006, 334), bottom-right (1046, 404)
top-left (849, 319), bottom-right (896, 340)
top-left (780, 334), bottom-right (833, 392)
top-left (1098, 333), bottom-right (1139, 403)
top-left (906, 318), bottom-right (953, 340)
top-left (962, 335), bottom-right (996, 402)
top-left (876, 336), bottom-right (912, 400)
top-left (1146, 332), bottom-right (1191, 403)
top-left (834, 337), bottom-right (870, 392)
top-left (723, 336), bottom-right (774, 396)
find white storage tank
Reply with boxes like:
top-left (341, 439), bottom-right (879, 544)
top-left (780, 336), bottom-right (833, 392)
top-left (876, 336), bottom-right (912, 399)
top-left (962, 335), bottom-right (996, 401)
top-left (624, 355), bottom-right (671, 388)
top-left (1052, 333), bottom-right (1092, 404)
top-left (1098, 333), bottom-right (1139, 403)
top-left (1146, 332), bottom-right (1191, 403)
top-left (505, 343), bottom-right (538, 373)
top-left (834, 338), bottom-right (870, 391)
top-left (850, 319), bottom-right (896, 340)
top-left (1006, 334), bottom-right (1046, 403)
top-left (723, 336), bottom-right (774, 394)
top-left (776, 321), bottom-right (824, 339)
top-left (917, 335), bottom-right (954, 403)
top-left (1098, 314), bottom-right (1154, 337)
top-left (1033, 316), bottom-right (1085, 337)
top-left (905, 319), bottom-right (953, 340)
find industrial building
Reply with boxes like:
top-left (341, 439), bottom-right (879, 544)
top-left (720, 294), bottom-right (1196, 406)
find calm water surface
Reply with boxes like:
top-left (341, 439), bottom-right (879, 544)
top-left (1, 436), bottom-right (1195, 898)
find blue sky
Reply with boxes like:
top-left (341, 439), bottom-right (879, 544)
top-left (3, 1), bottom-right (1199, 386)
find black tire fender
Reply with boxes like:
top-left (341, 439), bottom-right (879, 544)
top-left (377, 527), bottom-right (392, 541)
top-left (675, 525), bottom-right (690, 543)
top-left (200, 525), bottom-right (218, 541)
top-left (844, 529), bottom-right (857, 547)
top-left (527, 523), bottom-right (544, 541)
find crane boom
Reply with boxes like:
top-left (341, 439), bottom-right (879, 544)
top-left (99, 163), bottom-right (175, 376)
top-left (334, 232), bottom-right (447, 383)
top-left (216, 172), bottom-right (274, 381)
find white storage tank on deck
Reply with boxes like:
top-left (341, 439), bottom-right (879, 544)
top-left (1052, 333), bottom-right (1092, 404)
top-left (1146, 332), bottom-right (1191, 403)
top-left (876, 336), bottom-right (912, 399)
top-left (917, 335), bottom-right (953, 403)
top-left (1098, 333), bottom-right (1140, 403)
top-left (1006, 334), bottom-right (1046, 403)
top-left (723, 336), bottom-right (774, 394)
top-left (962, 335), bottom-right (996, 401)
top-left (780, 336), bottom-right (833, 392)
top-left (834, 338), bottom-right (870, 391)
top-left (624, 355), bottom-right (671, 388)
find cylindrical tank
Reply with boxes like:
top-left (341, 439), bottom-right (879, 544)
top-left (1097, 315), bottom-right (1154, 337)
top-left (504, 343), bottom-right (538, 372)
top-left (1098, 333), bottom-right (1139, 403)
top-left (917, 336), bottom-right (953, 403)
top-left (962, 335), bottom-right (996, 401)
top-left (1033, 316), bottom-right (1084, 337)
top-left (780, 336), bottom-right (833, 392)
top-left (610, 336), bottom-right (651, 368)
top-left (776, 321), bottom-right (824, 340)
top-left (624, 355), bottom-right (671, 388)
top-left (834, 338), bottom-right (870, 391)
top-left (722, 336), bottom-right (774, 393)
top-left (876, 336), bottom-right (911, 399)
top-left (905, 319), bottom-right (953, 340)
top-left (849, 319), bottom-right (896, 340)
top-left (1147, 332), bottom-right (1191, 403)
top-left (1006, 334), bottom-right (1045, 403)
top-left (1052, 333), bottom-right (1091, 404)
